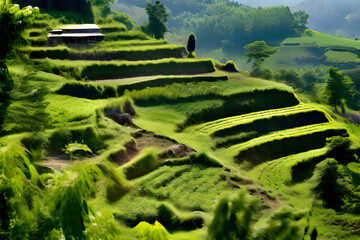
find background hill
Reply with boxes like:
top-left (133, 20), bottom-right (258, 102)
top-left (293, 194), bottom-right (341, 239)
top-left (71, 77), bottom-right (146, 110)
top-left (234, 0), bottom-right (360, 38)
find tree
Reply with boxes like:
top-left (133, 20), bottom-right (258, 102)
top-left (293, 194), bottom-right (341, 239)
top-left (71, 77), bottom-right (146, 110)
top-left (145, 1), bottom-right (169, 39)
top-left (326, 67), bottom-right (354, 113)
top-left (187, 32), bottom-right (196, 57)
top-left (312, 158), bottom-right (345, 211)
top-left (0, 1), bottom-right (38, 127)
top-left (292, 10), bottom-right (309, 33)
top-left (244, 41), bottom-right (278, 77)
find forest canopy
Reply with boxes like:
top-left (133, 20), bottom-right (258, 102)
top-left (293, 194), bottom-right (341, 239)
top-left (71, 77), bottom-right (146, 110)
top-left (116, 0), bottom-right (307, 52)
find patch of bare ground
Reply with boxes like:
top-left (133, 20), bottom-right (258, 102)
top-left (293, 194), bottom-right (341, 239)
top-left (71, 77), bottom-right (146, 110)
top-left (41, 155), bottom-right (92, 171)
top-left (231, 178), bottom-right (282, 211)
top-left (110, 129), bottom-right (196, 166)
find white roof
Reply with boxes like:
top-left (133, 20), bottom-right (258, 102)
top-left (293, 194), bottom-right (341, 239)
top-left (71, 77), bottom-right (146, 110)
top-left (61, 24), bottom-right (100, 30)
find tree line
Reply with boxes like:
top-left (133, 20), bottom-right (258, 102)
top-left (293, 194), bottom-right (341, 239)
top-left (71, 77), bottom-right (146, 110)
top-left (117, 0), bottom-right (308, 51)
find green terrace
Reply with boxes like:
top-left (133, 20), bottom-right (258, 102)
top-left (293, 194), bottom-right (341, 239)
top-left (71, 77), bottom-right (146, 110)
top-left (229, 122), bottom-right (347, 165)
top-left (195, 103), bottom-right (327, 135)
top-left (21, 45), bottom-right (187, 61)
top-left (32, 58), bottom-right (216, 80)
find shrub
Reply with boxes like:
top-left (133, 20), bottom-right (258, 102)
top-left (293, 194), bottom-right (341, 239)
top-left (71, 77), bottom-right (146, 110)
top-left (122, 100), bottom-right (136, 116)
top-left (187, 33), bottom-right (196, 53)
top-left (120, 148), bottom-right (159, 179)
top-left (311, 158), bottom-right (345, 211)
top-left (48, 126), bottom-right (104, 154)
top-left (21, 133), bottom-right (48, 161)
top-left (48, 129), bottom-right (72, 154)
top-left (220, 61), bottom-right (239, 72)
top-left (325, 136), bottom-right (355, 164)
top-left (56, 82), bottom-right (102, 99)
top-left (101, 85), bottom-right (117, 98)
top-left (275, 68), bottom-right (304, 89)
top-left (133, 221), bottom-right (172, 240)
top-left (207, 188), bottom-right (258, 240)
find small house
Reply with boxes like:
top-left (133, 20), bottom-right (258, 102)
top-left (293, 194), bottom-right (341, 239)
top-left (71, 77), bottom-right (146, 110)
top-left (47, 24), bottom-right (105, 45)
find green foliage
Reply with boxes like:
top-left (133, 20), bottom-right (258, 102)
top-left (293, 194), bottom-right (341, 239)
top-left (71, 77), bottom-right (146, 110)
top-left (1, 78), bottom-right (51, 135)
top-left (120, 148), bottom-right (159, 179)
top-left (312, 158), bottom-right (345, 211)
top-left (48, 126), bottom-right (104, 154)
top-left (63, 142), bottom-right (93, 160)
top-left (327, 67), bottom-right (355, 112)
top-left (21, 132), bottom-right (48, 162)
top-left (133, 221), bottom-right (172, 240)
top-left (145, 1), bottom-right (169, 39)
top-left (253, 208), bottom-right (303, 240)
top-left (207, 188), bottom-right (258, 240)
top-left (0, 1), bottom-right (38, 61)
top-left (275, 68), bottom-right (304, 89)
top-left (15, 0), bottom-right (94, 23)
top-left (292, 10), bottom-right (309, 31)
top-left (48, 166), bottom-right (101, 239)
top-left (187, 33), bottom-right (196, 54)
top-left (325, 136), bottom-right (355, 164)
top-left (166, 2), bottom-right (299, 49)
top-left (84, 209), bottom-right (122, 239)
top-left (244, 41), bottom-right (278, 76)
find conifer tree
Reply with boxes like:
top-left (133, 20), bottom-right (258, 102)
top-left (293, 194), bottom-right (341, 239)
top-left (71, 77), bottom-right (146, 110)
top-left (326, 67), bottom-right (354, 113)
top-left (145, 1), bottom-right (169, 39)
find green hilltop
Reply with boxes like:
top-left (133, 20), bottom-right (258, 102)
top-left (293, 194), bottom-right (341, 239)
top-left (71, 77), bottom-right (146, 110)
top-left (1, 0), bottom-right (360, 239)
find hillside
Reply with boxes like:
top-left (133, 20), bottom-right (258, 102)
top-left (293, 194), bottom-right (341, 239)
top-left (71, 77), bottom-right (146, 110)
top-left (1, 1), bottom-right (360, 240)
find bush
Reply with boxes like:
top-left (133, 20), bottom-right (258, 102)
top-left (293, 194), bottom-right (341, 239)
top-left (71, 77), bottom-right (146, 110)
top-left (48, 126), bottom-right (104, 154)
top-left (48, 129), bottom-right (72, 154)
top-left (325, 136), bottom-right (355, 164)
top-left (101, 85), bottom-right (117, 98)
top-left (56, 82), bottom-right (102, 99)
top-left (21, 133), bottom-right (48, 162)
top-left (275, 68), bottom-right (305, 89)
top-left (312, 158), bottom-right (345, 211)
top-left (207, 188), bottom-right (258, 240)
top-left (220, 61), bottom-right (239, 72)
top-left (187, 33), bottom-right (196, 53)
top-left (120, 148), bottom-right (159, 179)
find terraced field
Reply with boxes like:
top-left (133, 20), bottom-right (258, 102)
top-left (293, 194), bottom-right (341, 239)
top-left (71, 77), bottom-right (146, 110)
top-left (196, 103), bottom-right (325, 135)
top-left (6, 11), bottom-right (360, 240)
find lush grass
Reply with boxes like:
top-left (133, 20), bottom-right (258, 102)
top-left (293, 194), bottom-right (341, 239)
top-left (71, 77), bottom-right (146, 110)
top-left (56, 75), bottom-right (228, 99)
top-left (230, 122), bottom-right (347, 166)
top-left (180, 89), bottom-right (300, 128)
top-left (196, 104), bottom-right (317, 135)
top-left (34, 58), bottom-right (215, 80)
top-left (325, 50), bottom-right (360, 63)
top-left (209, 110), bottom-right (330, 149)
top-left (23, 45), bottom-right (187, 61)
top-left (93, 39), bottom-right (168, 49)
top-left (104, 31), bottom-right (149, 41)
top-left (283, 30), bottom-right (360, 49)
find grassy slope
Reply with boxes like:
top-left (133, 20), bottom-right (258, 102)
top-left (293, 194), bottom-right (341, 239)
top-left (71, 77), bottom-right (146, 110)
top-left (203, 30), bottom-right (360, 71)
